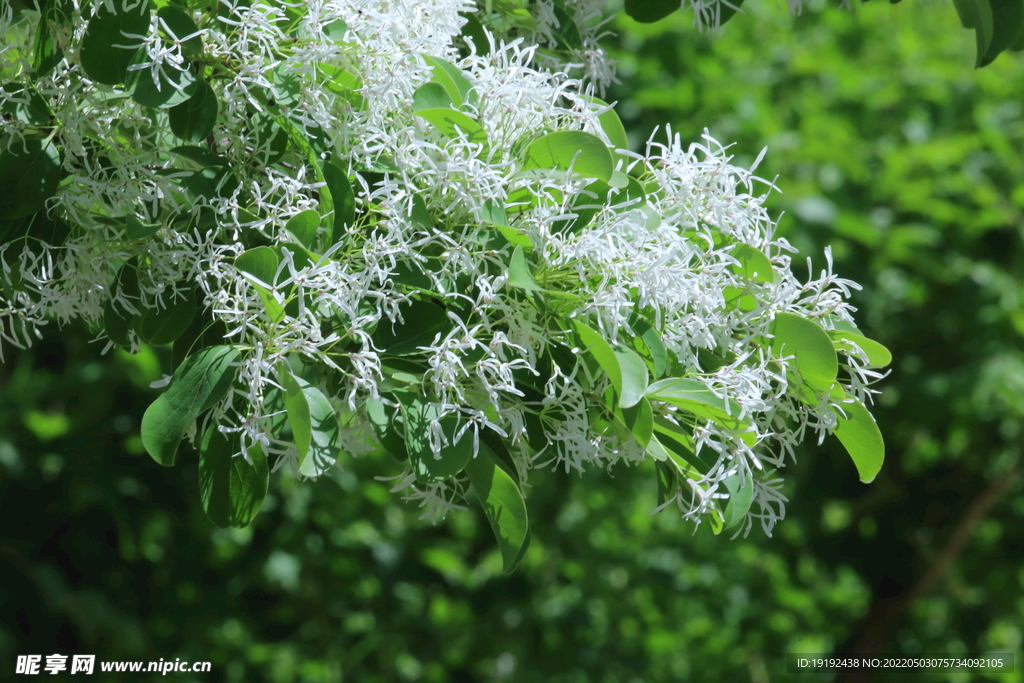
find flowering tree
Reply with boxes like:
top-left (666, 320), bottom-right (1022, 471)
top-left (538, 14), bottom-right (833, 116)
top-left (0, 0), bottom-right (889, 571)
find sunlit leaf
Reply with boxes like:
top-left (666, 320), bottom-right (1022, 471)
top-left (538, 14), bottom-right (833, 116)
top-left (771, 312), bottom-right (838, 394)
top-left (466, 441), bottom-right (530, 573)
top-left (833, 396), bottom-right (885, 484)
top-left (523, 131), bottom-right (614, 182)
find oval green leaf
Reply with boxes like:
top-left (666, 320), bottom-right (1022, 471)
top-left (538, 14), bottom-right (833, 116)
top-left (523, 131), bottom-right (614, 182)
top-left (465, 441), bottom-right (530, 573)
top-left (645, 377), bottom-right (753, 440)
top-left (371, 298), bottom-right (452, 355)
top-left (128, 48), bottom-right (198, 109)
top-left (80, 0), bottom-right (151, 85)
top-left (624, 0), bottom-right (679, 23)
top-left (125, 214), bottom-right (161, 240)
top-left (284, 210), bottom-right (320, 251)
top-left (617, 396), bottom-right (653, 448)
top-left (235, 246), bottom-right (280, 287)
top-left (630, 314), bottom-right (667, 378)
top-left (297, 380), bottom-right (340, 478)
top-left (722, 472), bottom-right (754, 529)
top-left (400, 395), bottom-right (473, 482)
top-left (731, 243), bottom-right (773, 283)
top-left (199, 425), bottom-right (269, 528)
top-left (771, 312), bottom-right (838, 394)
top-left (367, 396), bottom-right (409, 462)
top-left (321, 161), bottom-right (355, 243)
top-left (833, 397), bottom-right (885, 484)
top-left (423, 55), bottom-right (473, 106)
top-left (830, 330), bottom-right (893, 368)
top-left (412, 81), bottom-right (452, 112)
top-left (614, 346), bottom-right (649, 409)
top-left (138, 290), bottom-right (196, 346)
top-left (141, 345), bottom-right (241, 466)
top-left (0, 138), bottom-right (62, 220)
top-left (278, 365), bottom-right (311, 465)
top-left (169, 78), bottom-right (218, 142)
top-left (508, 246), bottom-right (545, 292)
top-left (590, 96), bottom-right (629, 151)
top-left (156, 6), bottom-right (202, 57)
top-left (414, 108), bottom-right (487, 143)
top-left (574, 320), bottom-right (622, 399)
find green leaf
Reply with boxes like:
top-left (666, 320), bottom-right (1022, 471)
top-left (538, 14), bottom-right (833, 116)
top-left (481, 199), bottom-right (533, 247)
top-left (414, 108), bottom-right (487, 144)
top-left (412, 82), bottom-right (452, 111)
top-left (323, 18), bottom-right (347, 41)
top-left (523, 131), bottom-right (614, 182)
top-left (630, 314), bottom-right (667, 378)
top-left (510, 524), bottom-right (531, 572)
top-left (278, 365), bottom-right (311, 466)
top-left (624, 0), bottom-right (679, 23)
top-left (0, 82), bottom-right (52, 124)
top-left (574, 320), bottom-right (622, 398)
top-left (284, 210), bottom-right (320, 250)
top-left (590, 97), bottom-right (629, 151)
top-left (170, 145), bottom-right (228, 167)
top-left (103, 260), bottom-right (140, 347)
top-left (830, 330), bottom-right (892, 368)
top-left (615, 346), bottom-right (649, 409)
top-left (653, 417), bottom-right (717, 474)
top-left (80, 0), bottom-right (151, 85)
top-left (199, 425), bottom-right (269, 528)
top-left (371, 298), bottom-right (452, 355)
top-left (618, 396), bottom-right (653, 448)
top-left (833, 397), bottom-right (885, 484)
top-left (645, 377), bottom-right (753, 439)
top-left (141, 345), bottom-right (241, 466)
top-left (126, 47), bottom-right (198, 109)
top-left (367, 397), bottom-right (409, 461)
top-left (322, 162), bottom-right (355, 243)
top-left (709, 506), bottom-right (724, 535)
top-left (235, 246), bottom-right (284, 321)
top-left (551, 6), bottom-right (582, 49)
top-left (979, 0), bottom-right (1023, 65)
top-left (422, 55), bottom-right (473, 106)
top-left (954, 0), bottom-right (978, 27)
top-left (771, 312), bottom-right (839, 394)
top-left (157, 6), bottom-right (202, 57)
top-left (655, 458), bottom-right (677, 505)
top-left (465, 441), bottom-right (530, 573)
top-left (400, 394), bottom-right (473, 482)
top-left (508, 246), bottom-right (546, 292)
top-left (0, 139), bottom-right (62, 221)
top-left (297, 378), bottom-right (340, 478)
top-left (235, 246), bottom-right (280, 286)
top-left (973, 0), bottom-right (995, 66)
top-left (731, 243), bottom-right (773, 283)
top-left (718, 0), bottom-right (747, 26)
top-left (722, 472), bottom-right (753, 529)
top-left (481, 198), bottom-right (507, 226)
top-left (124, 214), bottom-right (161, 240)
top-left (138, 289), bottom-right (197, 346)
top-left (169, 79), bottom-right (218, 142)
top-left (171, 307), bottom-right (227, 370)
top-left (32, 7), bottom-right (63, 77)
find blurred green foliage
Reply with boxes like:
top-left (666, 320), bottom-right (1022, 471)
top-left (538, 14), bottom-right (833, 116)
top-left (3, 1), bottom-right (1024, 681)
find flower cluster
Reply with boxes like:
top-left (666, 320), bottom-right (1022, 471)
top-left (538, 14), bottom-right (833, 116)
top-left (0, 0), bottom-right (887, 553)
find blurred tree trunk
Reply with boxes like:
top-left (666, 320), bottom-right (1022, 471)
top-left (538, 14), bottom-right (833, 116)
top-left (834, 460), bottom-right (1020, 683)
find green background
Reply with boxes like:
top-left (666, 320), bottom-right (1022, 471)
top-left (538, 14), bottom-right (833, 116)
top-left (3, 1), bottom-right (1024, 680)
